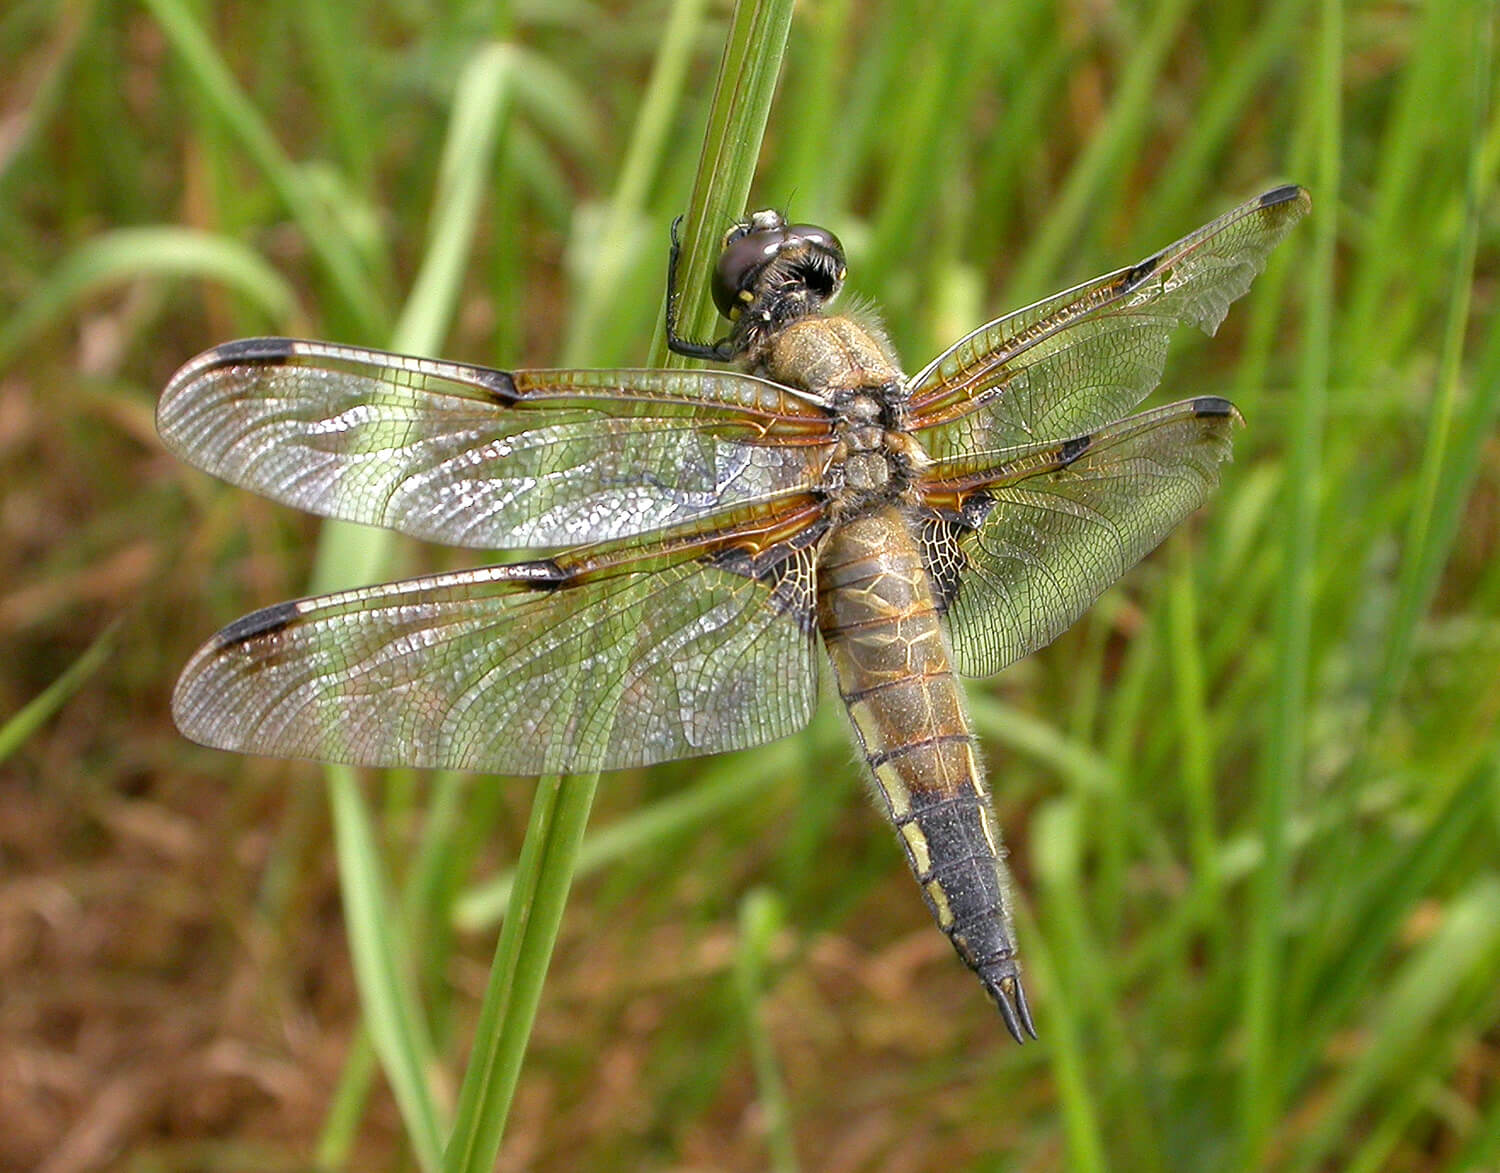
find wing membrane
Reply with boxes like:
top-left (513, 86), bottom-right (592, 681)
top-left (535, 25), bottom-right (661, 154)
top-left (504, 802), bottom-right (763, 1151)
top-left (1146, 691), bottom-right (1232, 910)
top-left (172, 525), bottom-right (823, 774)
top-left (919, 399), bottom-right (1238, 679)
top-left (908, 186), bottom-right (1308, 470)
top-left (158, 337), bottom-right (834, 550)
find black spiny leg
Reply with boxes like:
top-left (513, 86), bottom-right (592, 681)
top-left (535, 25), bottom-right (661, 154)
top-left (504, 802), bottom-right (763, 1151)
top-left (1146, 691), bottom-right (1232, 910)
top-left (664, 215), bottom-right (737, 362)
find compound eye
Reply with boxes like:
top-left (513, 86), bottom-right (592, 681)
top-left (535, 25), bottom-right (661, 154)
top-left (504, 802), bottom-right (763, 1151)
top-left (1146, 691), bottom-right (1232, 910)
top-left (783, 224), bottom-right (844, 271)
top-left (711, 223), bottom-right (788, 319)
top-left (782, 223), bottom-right (846, 298)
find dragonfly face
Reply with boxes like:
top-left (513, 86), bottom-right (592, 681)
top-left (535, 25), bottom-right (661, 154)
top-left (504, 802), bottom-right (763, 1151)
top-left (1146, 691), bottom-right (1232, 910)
top-left (702, 211), bottom-right (847, 356)
top-left (159, 186), bottom-right (1310, 1042)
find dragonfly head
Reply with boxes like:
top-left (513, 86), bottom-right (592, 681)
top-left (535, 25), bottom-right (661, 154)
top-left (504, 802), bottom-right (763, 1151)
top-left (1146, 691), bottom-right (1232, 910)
top-left (712, 210), bottom-right (846, 323)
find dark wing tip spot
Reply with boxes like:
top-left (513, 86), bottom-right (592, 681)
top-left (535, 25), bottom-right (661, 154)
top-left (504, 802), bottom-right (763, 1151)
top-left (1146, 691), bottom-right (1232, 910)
top-left (215, 600), bottom-right (302, 647)
top-left (1191, 396), bottom-right (1236, 417)
top-left (1260, 184), bottom-right (1308, 207)
top-left (209, 337), bottom-right (300, 365)
top-left (160, 339), bottom-right (298, 426)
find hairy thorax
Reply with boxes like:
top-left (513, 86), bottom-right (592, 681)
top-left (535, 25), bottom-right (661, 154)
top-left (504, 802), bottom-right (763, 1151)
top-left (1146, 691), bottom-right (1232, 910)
top-left (757, 314), bottom-right (930, 518)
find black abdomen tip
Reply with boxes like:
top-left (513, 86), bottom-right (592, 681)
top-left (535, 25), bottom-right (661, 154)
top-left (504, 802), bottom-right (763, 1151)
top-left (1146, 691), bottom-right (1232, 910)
top-left (983, 967), bottom-right (1038, 1043)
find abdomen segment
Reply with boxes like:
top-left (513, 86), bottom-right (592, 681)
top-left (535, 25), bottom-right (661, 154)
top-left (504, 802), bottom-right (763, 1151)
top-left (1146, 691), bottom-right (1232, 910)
top-left (817, 506), bottom-right (1035, 1040)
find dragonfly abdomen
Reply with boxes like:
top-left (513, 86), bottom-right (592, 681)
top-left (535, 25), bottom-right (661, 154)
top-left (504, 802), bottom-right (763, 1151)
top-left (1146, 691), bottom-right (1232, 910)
top-left (817, 507), bottom-right (1035, 1040)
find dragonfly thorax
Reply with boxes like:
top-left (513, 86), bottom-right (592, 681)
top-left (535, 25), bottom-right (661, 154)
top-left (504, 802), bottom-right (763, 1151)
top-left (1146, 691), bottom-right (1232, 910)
top-left (828, 385), bottom-right (928, 516)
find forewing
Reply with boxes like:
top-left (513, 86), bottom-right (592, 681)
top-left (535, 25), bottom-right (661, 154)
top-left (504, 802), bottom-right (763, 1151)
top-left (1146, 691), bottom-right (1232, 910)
top-left (172, 523), bottom-right (825, 774)
top-left (908, 187), bottom-right (1308, 469)
top-left (158, 337), bottom-right (832, 550)
top-left (919, 399), bottom-right (1238, 679)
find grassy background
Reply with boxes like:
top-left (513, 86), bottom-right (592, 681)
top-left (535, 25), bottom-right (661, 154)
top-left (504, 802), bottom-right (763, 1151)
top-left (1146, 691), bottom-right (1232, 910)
top-left (3, 0), bottom-right (1498, 1169)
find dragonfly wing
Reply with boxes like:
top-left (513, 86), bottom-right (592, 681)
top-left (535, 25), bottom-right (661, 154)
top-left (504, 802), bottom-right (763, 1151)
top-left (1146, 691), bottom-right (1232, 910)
top-left (918, 398), bottom-right (1239, 679)
top-left (172, 519), bottom-right (826, 774)
top-left (158, 337), bottom-right (832, 550)
top-left (908, 186), bottom-right (1308, 469)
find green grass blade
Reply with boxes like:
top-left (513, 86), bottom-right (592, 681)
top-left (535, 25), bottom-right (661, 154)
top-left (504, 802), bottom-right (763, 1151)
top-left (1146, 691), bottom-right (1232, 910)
top-left (315, 1028), bottom-right (377, 1169)
top-left (1237, 0), bottom-right (1342, 1160)
top-left (0, 227), bottom-right (298, 371)
top-left (734, 889), bottom-right (798, 1173)
top-left (0, 619), bottom-right (116, 764)
top-left (654, 0), bottom-right (797, 366)
top-left (1001, 0), bottom-right (1194, 300)
top-left (309, 43), bottom-right (515, 593)
top-left (1134, 0), bottom-right (1309, 243)
top-left (0, 0), bottom-right (89, 193)
top-left (1013, 864), bottom-right (1106, 1173)
top-left (969, 695), bottom-right (1116, 795)
top-left (141, 0), bottom-right (388, 339)
top-left (1277, 6), bottom-right (1497, 1132)
top-left (759, 0), bottom-right (853, 213)
top-left (444, 8), bottom-right (795, 1161)
top-left (328, 765), bottom-right (446, 1171)
top-left (441, 773), bottom-right (599, 1173)
top-left (561, 0), bottom-right (710, 367)
top-left (301, 42), bottom-right (517, 1167)
top-left (453, 739), bottom-right (797, 931)
top-left (1166, 539), bottom-right (1224, 958)
top-left (398, 44), bottom-right (518, 357)
top-left (317, 773), bottom-right (491, 1162)
top-left (1283, 748), bottom-right (1500, 1101)
top-left (1365, 11), bottom-right (1493, 732)
top-left (293, 0), bottom-right (375, 188)
top-left (1340, 0), bottom-right (1471, 374)
top-left (1284, 877), bottom-right (1500, 1172)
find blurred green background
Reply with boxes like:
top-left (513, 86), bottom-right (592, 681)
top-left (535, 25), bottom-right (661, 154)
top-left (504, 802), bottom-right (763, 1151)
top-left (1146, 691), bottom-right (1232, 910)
top-left (2, 0), bottom-right (1498, 1169)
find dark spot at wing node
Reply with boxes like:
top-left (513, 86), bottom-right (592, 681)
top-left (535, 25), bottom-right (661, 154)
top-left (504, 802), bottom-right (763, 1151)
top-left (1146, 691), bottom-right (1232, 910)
top-left (477, 368), bottom-right (521, 403)
top-left (216, 600), bottom-right (301, 647)
top-left (506, 558), bottom-right (571, 589)
top-left (1123, 252), bottom-right (1163, 288)
top-left (1058, 434), bottom-right (1091, 465)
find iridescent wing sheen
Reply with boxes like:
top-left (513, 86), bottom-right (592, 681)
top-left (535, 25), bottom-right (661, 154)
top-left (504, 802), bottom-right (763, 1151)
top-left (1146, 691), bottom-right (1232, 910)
top-left (171, 517), bottom-right (826, 774)
top-left (158, 337), bottom-right (834, 550)
top-left (918, 397), bottom-right (1239, 679)
top-left (907, 186), bottom-right (1309, 472)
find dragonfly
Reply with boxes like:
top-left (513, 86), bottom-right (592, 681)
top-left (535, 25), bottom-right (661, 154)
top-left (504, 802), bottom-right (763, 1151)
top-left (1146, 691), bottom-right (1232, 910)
top-left (159, 185), bottom-right (1309, 1042)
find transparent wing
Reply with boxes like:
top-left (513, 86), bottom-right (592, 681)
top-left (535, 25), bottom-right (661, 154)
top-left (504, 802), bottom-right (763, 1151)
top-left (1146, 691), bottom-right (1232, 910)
top-left (918, 398), bottom-right (1238, 679)
top-left (908, 186), bottom-right (1308, 471)
top-left (172, 520), bottom-right (825, 774)
top-left (158, 337), bottom-right (834, 550)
